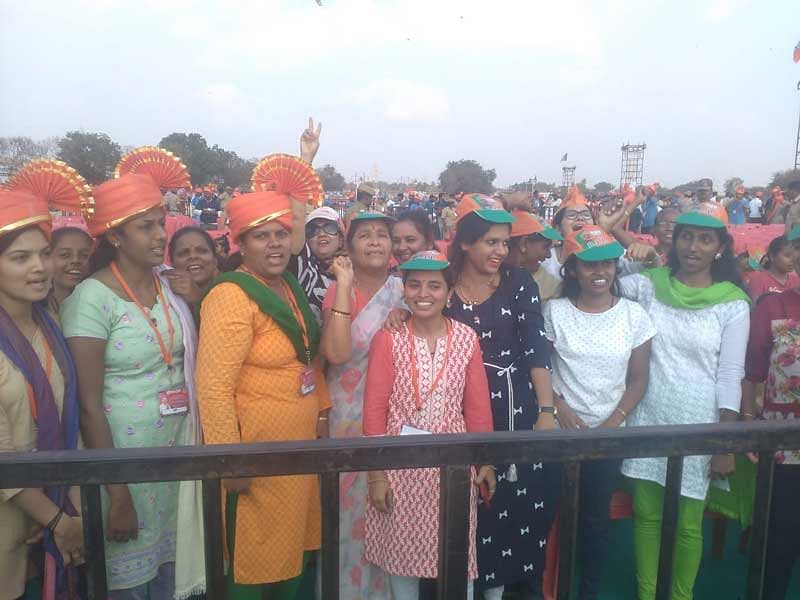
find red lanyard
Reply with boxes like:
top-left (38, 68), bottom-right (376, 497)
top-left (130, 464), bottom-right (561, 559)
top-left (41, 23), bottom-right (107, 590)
top-left (110, 262), bottom-right (176, 367)
top-left (408, 318), bottom-right (452, 411)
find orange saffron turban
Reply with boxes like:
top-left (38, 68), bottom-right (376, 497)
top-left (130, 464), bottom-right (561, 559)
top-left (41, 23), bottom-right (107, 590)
top-left (0, 189), bottom-right (51, 240)
top-left (227, 191), bottom-right (293, 242)
top-left (89, 174), bottom-right (164, 237)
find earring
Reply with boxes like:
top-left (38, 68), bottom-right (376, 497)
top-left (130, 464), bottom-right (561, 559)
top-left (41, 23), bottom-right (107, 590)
top-left (714, 252), bottom-right (722, 260)
top-left (520, 247), bottom-right (527, 254)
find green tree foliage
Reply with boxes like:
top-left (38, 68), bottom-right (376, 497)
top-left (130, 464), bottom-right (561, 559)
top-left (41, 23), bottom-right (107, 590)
top-left (593, 181), bottom-right (615, 194)
top-left (158, 133), bottom-right (255, 188)
top-left (316, 164), bottom-right (346, 191)
top-left (770, 169), bottom-right (800, 192)
top-left (438, 159), bottom-right (496, 195)
top-left (57, 131), bottom-right (121, 184)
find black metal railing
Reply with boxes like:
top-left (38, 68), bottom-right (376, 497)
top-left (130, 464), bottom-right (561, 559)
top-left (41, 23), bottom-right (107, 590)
top-left (2, 420), bottom-right (799, 600)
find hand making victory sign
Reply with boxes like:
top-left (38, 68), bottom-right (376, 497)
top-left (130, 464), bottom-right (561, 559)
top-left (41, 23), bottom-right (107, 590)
top-left (300, 116), bottom-right (322, 165)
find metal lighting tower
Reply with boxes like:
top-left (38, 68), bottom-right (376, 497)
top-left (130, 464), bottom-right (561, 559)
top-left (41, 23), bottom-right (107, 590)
top-left (620, 143), bottom-right (646, 190)
top-left (561, 166), bottom-right (576, 188)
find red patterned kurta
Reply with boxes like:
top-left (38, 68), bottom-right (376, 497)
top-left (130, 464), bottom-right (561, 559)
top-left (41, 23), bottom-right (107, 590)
top-left (362, 319), bottom-right (493, 579)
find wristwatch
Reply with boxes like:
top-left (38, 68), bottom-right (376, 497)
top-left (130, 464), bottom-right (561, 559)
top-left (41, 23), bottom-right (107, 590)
top-left (538, 406), bottom-right (557, 416)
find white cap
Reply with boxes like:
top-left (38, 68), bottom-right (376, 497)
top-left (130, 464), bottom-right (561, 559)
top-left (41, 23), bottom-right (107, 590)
top-left (306, 206), bottom-right (343, 227)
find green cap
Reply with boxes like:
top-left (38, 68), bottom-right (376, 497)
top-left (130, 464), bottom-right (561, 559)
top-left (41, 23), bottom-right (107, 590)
top-left (563, 225), bottom-right (625, 262)
top-left (675, 202), bottom-right (727, 229)
top-left (347, 211), bottom-right (395, 229)
top-left (456, 193), bottom-right (516, 225)
top-left (398, 250), bottom-right (450, 271)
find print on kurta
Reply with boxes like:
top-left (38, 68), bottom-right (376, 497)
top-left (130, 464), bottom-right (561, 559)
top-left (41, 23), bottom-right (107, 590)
top-left (444, 267), bottom-right (560, 591)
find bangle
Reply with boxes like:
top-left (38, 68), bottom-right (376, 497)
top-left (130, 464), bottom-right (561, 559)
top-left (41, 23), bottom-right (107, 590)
top-left (538, 405), bottom-right (556, 415)
top-left (318, 416), bottom-right (329, 421)
top-left (614, 406), bottom-right (628, 419)
top-left (331, 308), bottom-right (351, 317)
top-left (742, 412), bottom-right (755, 418)
top-left (47, 509), bottom-right (64, 532)
top-left (367, 478), bottom-right (388, 485)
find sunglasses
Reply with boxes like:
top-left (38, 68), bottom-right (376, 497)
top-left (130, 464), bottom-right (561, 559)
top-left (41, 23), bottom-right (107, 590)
top-left (306, 221), bottom-right (340, 237)
top-left (562, 210), bottom-right (593, 220)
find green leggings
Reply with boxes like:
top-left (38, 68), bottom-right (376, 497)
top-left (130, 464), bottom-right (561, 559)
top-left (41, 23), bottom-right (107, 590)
top-left (226, 493), bottom-right (311, 600)
top-left (632, 479), bottom-right (705, 600)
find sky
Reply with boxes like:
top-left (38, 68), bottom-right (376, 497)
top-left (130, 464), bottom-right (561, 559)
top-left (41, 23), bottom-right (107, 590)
top-left (1, 0), bottom-right (798, 188)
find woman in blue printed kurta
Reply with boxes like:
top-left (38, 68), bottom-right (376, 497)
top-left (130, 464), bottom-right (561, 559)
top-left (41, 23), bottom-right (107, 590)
top-left (443, 198), bottom-right (559, 599)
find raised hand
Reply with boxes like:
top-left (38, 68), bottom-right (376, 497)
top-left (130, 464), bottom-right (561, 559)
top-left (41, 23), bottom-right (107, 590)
top-left (331, 256), bottom-right (354, 287)
top-left (300, 117), bottom-right (322, 164)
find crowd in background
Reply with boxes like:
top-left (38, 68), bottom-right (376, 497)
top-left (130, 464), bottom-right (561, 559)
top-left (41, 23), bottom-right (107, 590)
top-left (1, 119), bottom-right (800, 600)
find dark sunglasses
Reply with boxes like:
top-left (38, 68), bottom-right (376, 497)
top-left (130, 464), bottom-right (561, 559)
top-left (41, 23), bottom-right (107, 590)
top-left (306, 221), bottom-right (339, 237)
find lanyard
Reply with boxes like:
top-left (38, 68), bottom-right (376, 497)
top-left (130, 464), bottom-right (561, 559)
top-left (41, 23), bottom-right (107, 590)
top-left (26, 332), bottom-right (52, 422)
top-left (408, 318), bottom-right (452, 412)
top-left (242, 267), bottom-right (312, 364)
top-left (110, 262), bottom-right (176, 367)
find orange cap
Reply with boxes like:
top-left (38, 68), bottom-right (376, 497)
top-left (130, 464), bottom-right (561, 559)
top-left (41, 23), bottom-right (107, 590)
top-left (227, 191), bottom-right (293, 242)
top-left (510, 211), bottom-right (563, 240)
top-left (562, 225), bottom-right (624, 262)
top-left (89, 174), bottom-right (164, 237)
top-left (454, 193), bottom-right (513, 224)
top-left (0, 189), bottom-right (51, 240)
top-left (556, 185), bottom-right (589, 213)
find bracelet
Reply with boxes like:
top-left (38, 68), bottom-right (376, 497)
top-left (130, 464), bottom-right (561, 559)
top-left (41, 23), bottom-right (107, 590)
top-left (318, 416), bottom-right (329, 421)
top-left (367, 478), bottom-right (388, 485)
top-left (614, 407), bottom-right (628, 418)
top-left (47, 509), bottom-right (64, 532)
top-left (741, 412), bottom-right (755, 418)
top-left (331, 308), bottom-right (351, 317)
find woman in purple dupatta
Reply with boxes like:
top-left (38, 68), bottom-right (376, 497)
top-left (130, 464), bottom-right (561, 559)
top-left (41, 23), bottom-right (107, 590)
top-left (0, 189), bottom-right (82, 600)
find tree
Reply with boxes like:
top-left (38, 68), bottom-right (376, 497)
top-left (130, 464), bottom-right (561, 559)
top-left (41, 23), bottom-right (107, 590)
top-left (593, 181), bottom-right (615, 194)
top-left (723, 177), bottom-right (744, 196)
top-left (317, 164), bottom-right (346, 191)
top-left (577, 178), bottom-right (588, 193)
top-left (159, 133), bottom-right (218, 186)
top-left (0, 136), bottom-right (59, 176)
top-left (438, 159), bottom-right (496, 195)
top-left (211, 145), bottom-right (254, 189)
top-left (770, 169), bottom-right (800, 192)
top-left (57, 131), bottom-right (121, 184)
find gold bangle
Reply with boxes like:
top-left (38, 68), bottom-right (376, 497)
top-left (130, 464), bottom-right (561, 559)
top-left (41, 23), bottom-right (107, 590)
top-left (367, 478), bottom-right (388, 485)
top-left (331, 308), bottom-right (351, 318)
top-left (741, 412), bottom-right (755, 418)
top-left (614, 406), bottom-right (628, 418)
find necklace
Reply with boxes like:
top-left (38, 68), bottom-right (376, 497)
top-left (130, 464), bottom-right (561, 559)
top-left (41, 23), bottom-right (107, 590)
top-left (456, 273), bottom-right (499, 305)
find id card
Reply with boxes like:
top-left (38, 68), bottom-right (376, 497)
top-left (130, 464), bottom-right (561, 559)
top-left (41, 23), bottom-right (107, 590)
top-left (159, 388), bottom-right (189, 416)
top-left (400, 424), bottom-right (431, 436)
top-left (300, 367), bottom-right (316, 396)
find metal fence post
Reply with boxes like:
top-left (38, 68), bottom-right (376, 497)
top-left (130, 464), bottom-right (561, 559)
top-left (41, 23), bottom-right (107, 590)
top-left (80, 484), bottom-right (107, 600)
top-left (557, 461), bottom-right (581, 600)
top-left (438, 465), bottom-right (471, 599)
top-left (202, 478), bottom-right (225, 598)
top-left (746, 456), bottom-right (775, 600)
top-left (655, 455), bottom-right (684, 600)
top-left (321, 471), bottom-right (341, 600)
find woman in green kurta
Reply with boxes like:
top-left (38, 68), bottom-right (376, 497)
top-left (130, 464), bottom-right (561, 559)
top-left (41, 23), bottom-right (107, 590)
top-left (62, 173), bottom-right (203, 599)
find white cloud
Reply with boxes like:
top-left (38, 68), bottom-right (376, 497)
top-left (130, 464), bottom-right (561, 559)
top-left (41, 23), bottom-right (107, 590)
top-left (352, 79), bottom-right (450, 121)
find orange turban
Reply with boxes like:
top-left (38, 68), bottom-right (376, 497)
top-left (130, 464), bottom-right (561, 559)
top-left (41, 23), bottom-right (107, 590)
top-left (227, 191), bottom-right (293, 242)
top-left (89, 174), bottom-right (164, 237)
top-left (0, 189), bottom-right (51, 240)
top-left (556, 185), bottom-right (589, 214)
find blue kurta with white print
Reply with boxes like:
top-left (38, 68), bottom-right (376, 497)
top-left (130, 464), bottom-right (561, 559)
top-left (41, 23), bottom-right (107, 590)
top-left (445, 266), bottom-right (560, 591)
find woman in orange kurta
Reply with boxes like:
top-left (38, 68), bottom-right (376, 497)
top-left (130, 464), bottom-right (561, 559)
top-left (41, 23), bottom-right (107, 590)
top-left (196, 185), bottom-right (330, 597)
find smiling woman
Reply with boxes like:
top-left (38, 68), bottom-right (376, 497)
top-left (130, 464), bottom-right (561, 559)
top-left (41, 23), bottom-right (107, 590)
top-left (0, 189), bottom-right (82, 600)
